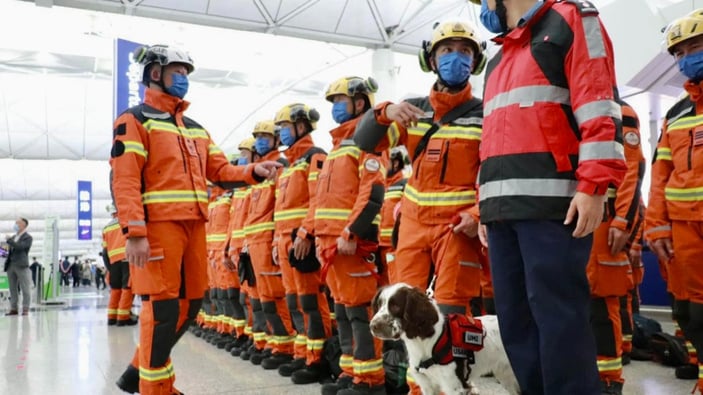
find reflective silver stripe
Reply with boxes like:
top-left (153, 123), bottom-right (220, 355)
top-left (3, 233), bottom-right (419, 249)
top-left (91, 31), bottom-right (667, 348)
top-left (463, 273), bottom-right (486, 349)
top-left (582, 16), bottom-right (606, 59)
top-left (388, 185), bottom-right (405, 192)
top-left (459, 261), bottom-right (482, 269)
top-left (128, 220), bottom-right (146, 226)
top-left (260, 272), bottom-right (282, 276)
top-left (613, 216), bottom-right (628, 223)
top-left (598, 259), bottom-right (629, 267)
top-left (484, 85), bottom-right (570, 116)
top-left (479, 178), bottom-right (578, 200)
top-left (667, 107), bottom-right (694, 126)
top-left (644, 225), bottom-right (672, 235)
top-left (453, 117), bottom-right (483, 126)
top-left (340, 139), bottom-right (356, 147)
top-left (148, 255), bottom-right (164, 261)
top-left (141, 110), bottom-right (171, 119)
top-left (574, 100), bottom-right (621, 126)
top-left (579, 141), bottom-right (624, 161)
top-left (349, 271), bottom-right (373, 277)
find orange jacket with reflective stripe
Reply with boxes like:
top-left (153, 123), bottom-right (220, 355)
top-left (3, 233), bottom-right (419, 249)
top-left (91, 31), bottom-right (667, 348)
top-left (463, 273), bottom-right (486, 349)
top-left (608, 100), bottom-right (645, 233)
top-left (274, 135), bottom-right (327, 238)
top-left (646, 82), bottom-right (703, 242)
top-left (110, 88), bottom-right (258, 238)
top-left (379, 170), bottom-right (406, 247)
top-left (102, 218), bottom-right (127, 264)
top-left (356, 83), bottom-right (481, 225)
top-left (311, 117), bottom-right (385, 241)
top-left (227, 187), bottom-right (251, 256)
top-left (244, 150), bottom-right (285, 244)
top-left (206, 192), bottom-right (232, 252)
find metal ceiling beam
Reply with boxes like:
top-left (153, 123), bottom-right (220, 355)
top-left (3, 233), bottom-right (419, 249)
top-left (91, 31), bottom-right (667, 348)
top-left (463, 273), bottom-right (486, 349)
top-left (275, 0), bottom-right (321, 26)
top-left (252, 0), bottom-right (275, 32)
top-left (389, 1), bottom-right (464, 44)
top-left (387, 0), bottom-right (433, 44)
top-left (367, 0), bottom-right (389, 44)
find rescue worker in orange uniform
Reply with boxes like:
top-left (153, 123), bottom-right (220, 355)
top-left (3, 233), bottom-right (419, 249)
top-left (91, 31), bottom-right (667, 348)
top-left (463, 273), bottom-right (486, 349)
top-left (354, 22), bottom-right (486, 393)
top-left (378, 147), bottom-right (408, 285)
top-left (110, 44), bottom-right (281, 395)
top-left (310, 76), bottom-right (385, 395)
top-left (243, 120), bottom-right (298, 369)
top-left (647, 11), bottom-right (703, 390)
top-left (270, 103), bottom-right (333, 383)
top-left (102, 202), bottom-right (137, 326)
top-left (227, 138), bottom-right (263, 358)
top-left (585, 100), bottom-right (645, 394)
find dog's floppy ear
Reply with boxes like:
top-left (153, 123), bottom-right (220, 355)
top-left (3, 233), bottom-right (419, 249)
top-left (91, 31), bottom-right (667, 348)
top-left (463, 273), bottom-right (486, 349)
top-left (371, 285), bottom-right (387, 314)
top-left (391, 286), bottom-right (438, 339)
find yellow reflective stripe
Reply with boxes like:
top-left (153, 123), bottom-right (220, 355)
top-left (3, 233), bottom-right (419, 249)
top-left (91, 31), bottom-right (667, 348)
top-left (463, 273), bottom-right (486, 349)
top-left (308, 171), bottom-right (319, 181)
top-left (622, 334), bottom-right (633, 342)
top-left (102, 241), bottom-right (108, 248)
top-left (353, 358), bottom-right (384, 374)
top-left (253, 332), bottom-right (267, 341)
top-left (433, 125), bottom-right (482, 140)
top-left (315, 208), bottom-right (352, 221)
top-left (607, 188), bottom-right (616, 198)
top-left (233, 190), bottom-right (248, 199)
top-left (244, 326), bottom-right (253, 335)
top-left (233, 319), bottom-right (246, 328)
top-left (665, 186), bottom-right (703, 202)
top-left (373, 214), bottom-right (381, 225)
top-left (380, 229), bottom-right (393, 238)
top-left (668, 114), bottom-right (703, 131)
top-left (208, 144), bottom-right (223, 156)
top-left (206, 234), bottom-right (227, 242)
top-left (252, 179), bottom-right (275, 189)
top-left (281, 163), bottom-right (309, 178)
top-left (274, 208), bottom-right (308, 222)
top-left (328, 146), bottom-right (361, 160)
top-left (116, 309), bottom-right (131, 315)
top-left (107, 308), bottom-right (118, 314)
top-left (404, 184), bottom-right (476, 206)
top-left (143, 190), bottom-right (209, 204)
top-left (596, 358), bottom-right (622, 372)
top-left (104, 223), bottom-right (121, 233)
top-left (656, 147), bottom-right (672, 161)
top-left (142, 120), bottom-right (210, 140)
top-left (307, 338), bottom-right (325, 351)
top-left (268, 335), bottom-right (295, 345)
top-left (408, 123), bottom-right (430, 137)
top-left (139, 362), bottom-right (175, 382)
top-left (295, 334), bottom-right (308, 346)
top-left (339, 355), bottom-right (354, 369)
top-left (243, 222), bottom-right (275, 235)
top-left (123, 141), bottom-right (147, 158)
top-left (209, 198), bottom-right (231, 208)
top-left (231, 229), bottom-right (246, 238)
top-left (385, 191), bottom-right (403, 200)
top-left (387, 123), bottom-right (400, 147)
top-left (108, 247), bottom-right (126, 258)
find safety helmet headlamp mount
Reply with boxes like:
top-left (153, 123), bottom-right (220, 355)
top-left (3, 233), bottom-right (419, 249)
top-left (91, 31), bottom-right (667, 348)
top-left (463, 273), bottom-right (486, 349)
top-left (134, 44), bottom-right (195, 98)
top-left (274, 103), bottom-right (320, 146)
top-left (325, 77), bottom-right (379, 123)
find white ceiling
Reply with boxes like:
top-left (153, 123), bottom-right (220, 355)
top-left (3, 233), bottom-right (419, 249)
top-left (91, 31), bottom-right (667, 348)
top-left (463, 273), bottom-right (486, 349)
top-left (0, 0), bottom-right (699, 258)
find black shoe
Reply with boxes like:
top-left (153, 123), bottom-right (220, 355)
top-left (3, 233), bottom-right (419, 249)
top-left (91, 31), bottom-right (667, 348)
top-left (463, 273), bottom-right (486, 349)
top-left (600, 380), bottom-right (623, 395)
top-left (5, 310), bottom-right (18, 316)
top-left (116, 318), bottom-right (139, 327)
top-left (321, 375), bottom-right (353, 395)
top-left (279, 358), bottom-right (306, 377)
top-left (621, 353), bottom-right (631, 366)
top-left (216, 336), bottom-right (233, 349)
top-left (675, 364), bottom-right (699, 380)
top-left (250, 348), bottom-right (272, 365)
top-left (291, 362), bottom-right (327, 384)
top-left (115, 365), bottom-right (139, 394)
top-left (107, 319), bottom-right (117, 326)
top-left (261, 353), bottom-right (294, 370)
top-left (224, 340), bottom-right (237, 352)
top-left (231, 337), bottom-right (252, 357)
top-left (239, 346), bottom-right (254, 361)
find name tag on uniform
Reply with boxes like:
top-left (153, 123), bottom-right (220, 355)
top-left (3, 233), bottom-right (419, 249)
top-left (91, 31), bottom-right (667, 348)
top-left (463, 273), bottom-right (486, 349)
top-left (184, 138), bottom-right (199, 157)
top-left (425, 139), bottom-right (443, 162)
top-left (694, 127), bottom-right (703, 147)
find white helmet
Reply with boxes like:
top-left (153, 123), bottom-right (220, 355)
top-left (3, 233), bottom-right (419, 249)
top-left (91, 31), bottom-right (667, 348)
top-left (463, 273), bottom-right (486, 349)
top-left (133, 44), bottom-right (195, 86)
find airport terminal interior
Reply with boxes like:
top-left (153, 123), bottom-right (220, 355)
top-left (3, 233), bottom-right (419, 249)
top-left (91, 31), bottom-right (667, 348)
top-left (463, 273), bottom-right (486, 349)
top-left (1, 0), bottom-right (703, 394)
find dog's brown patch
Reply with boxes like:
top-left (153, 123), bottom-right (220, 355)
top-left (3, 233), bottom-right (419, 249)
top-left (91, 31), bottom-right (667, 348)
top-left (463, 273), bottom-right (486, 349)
top-left (388, 286), bottom-right (439, 339)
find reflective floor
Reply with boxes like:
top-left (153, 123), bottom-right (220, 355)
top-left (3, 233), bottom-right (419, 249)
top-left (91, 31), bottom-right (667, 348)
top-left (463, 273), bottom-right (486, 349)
top-left (0, 287), bottom-right (696, 395)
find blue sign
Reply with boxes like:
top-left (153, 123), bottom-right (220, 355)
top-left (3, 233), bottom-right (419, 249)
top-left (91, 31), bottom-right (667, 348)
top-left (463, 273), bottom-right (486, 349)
top-left (77, 181), bottom-right (92, 240)
top-left (114, 38), bottom-right (145, 120)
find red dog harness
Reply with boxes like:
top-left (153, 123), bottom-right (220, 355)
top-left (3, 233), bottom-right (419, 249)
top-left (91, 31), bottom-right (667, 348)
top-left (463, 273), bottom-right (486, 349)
top-left (417, 314), bottom-right (485, 370)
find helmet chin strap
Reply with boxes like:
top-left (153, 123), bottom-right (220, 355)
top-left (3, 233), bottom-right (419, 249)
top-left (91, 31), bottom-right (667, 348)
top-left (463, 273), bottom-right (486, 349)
top-left (436, 75), bottom-right (469, 92)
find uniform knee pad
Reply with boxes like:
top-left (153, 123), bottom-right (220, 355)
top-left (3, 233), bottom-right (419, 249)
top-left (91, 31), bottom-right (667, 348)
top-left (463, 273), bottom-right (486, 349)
top-left (150, 299), bottom-right (180, 367)
top-left (590, 298), bottom-right (617, 357)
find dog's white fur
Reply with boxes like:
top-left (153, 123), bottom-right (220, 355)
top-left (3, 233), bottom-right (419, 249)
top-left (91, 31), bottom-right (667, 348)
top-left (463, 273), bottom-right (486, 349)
top-left (370, 283), bottom-right (520, 395)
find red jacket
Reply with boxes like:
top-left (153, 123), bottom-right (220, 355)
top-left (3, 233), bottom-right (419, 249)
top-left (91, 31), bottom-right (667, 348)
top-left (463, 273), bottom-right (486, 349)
top-left (110, 88), bottom-right (259, 238)
top-left (478, 0), bottom-right (626, 222)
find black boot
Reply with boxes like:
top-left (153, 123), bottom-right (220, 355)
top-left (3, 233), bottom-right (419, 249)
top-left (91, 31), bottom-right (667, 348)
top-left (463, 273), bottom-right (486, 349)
top-left (116, 317), bottom-right (139, 327)
top-left (291, 362), bottom-right (328, 384)
top-left (231, 338), bottom-right (253, 357)
top-left (600, 379), bottom-right (623, 395)
top-left (261, 353), bottom-right (294, 370)
top-left (250, 348), bottom-right (272, 365)
top-left (278, 357), bottom-right (306, 377)
top-left (115, 365), bottom-right (139, 394)
top-left (675, 364), bottom-right (699, 380)
top-left (321, 375), bottom-right (353, 395)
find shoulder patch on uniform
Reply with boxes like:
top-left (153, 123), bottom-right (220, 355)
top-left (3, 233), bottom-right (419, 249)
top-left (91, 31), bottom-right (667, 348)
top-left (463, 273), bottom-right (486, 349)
top-left (563, 0), bottom-right (599, 16)
top-left (316, 160), bottom-right (324, 169)
top-left (624, 132), bottom-right (640, 147)
top-left (364, 158), bottom-right (381, 172)
top-left (113, 123), bottom-right (126, 137)
top-left (111, 141), bottom-right (125, 158)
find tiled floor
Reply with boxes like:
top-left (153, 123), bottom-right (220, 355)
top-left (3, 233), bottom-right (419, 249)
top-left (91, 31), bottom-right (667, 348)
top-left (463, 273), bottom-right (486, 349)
top-left (0, 287), bottom-right (696, 395)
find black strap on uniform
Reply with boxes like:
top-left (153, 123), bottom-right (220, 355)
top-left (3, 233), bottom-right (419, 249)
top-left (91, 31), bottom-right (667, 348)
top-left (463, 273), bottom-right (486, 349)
top-left (412, 98), bottom-right (481, 163)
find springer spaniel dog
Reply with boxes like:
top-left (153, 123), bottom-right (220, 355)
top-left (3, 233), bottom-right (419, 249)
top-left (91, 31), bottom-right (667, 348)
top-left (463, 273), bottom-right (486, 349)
top-left (370, 283), bottom-right (519, 395)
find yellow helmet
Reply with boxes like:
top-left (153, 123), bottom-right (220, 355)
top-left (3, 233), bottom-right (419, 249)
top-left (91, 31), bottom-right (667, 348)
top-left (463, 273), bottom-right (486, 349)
top-left (325, 76), bottom-right (378, 106)
top-left (664, 9), bottom-right (703, 54)
top-left (238, 137), bottom-right (256, 152)
top-left (419, 20), bottom-right (487, 75)
top-left (251, 120), bottom-right (278, 137)
top-left (274, 103), bottom-right (320, 130)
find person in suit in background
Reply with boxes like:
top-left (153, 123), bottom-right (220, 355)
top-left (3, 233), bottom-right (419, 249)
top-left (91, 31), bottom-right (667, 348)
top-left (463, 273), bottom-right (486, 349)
top-left (29, 257), bottom-right (40, 288)
top-left (71, 257), bottom-right (81, 288)
top-left (59, 256), bottom-right (71, 286)
top-left (4, 218), bottom-right (33, 316)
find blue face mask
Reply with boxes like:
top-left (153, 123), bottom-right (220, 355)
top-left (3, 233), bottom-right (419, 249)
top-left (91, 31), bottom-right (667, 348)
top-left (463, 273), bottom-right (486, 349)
top-left (679, 52), bottom-right (703, 82)
top-left (12, 224), bottom-right (19, 233)
top-left (254, 137), bottom-right (272, 155)
top-left (480, 0), bottom-right (506, 34)
top-left (332, 101), bottom-right (353, 124)
top-left (237, 157), bottom-right (249, 165)
top-left (165, 73), bottom-right (189, 99)
top-left (438, 52), bottom-right (473, 87)
top-left (280, 127), bottom-right (296, 146)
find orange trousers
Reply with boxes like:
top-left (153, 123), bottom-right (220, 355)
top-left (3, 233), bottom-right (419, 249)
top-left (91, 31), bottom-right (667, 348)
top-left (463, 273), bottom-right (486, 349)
top-left (107, 260), bottom-right (134, 322)
top-left (248, 241), bottom-right (296, 355)
top-left (129, 220), bottom-right (209, 395)
top-left (395, 215), bottom-right (482, 312)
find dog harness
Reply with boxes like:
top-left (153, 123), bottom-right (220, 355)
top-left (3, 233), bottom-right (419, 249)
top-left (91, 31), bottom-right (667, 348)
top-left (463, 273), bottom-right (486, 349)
top-left (417, 314), bottom-right (485, 370)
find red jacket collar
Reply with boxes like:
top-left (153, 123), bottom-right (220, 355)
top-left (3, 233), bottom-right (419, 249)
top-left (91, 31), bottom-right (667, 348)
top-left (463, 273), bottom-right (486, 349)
top-left (330, 116), bottom-right (362, 147)
top-left (284, 134), bottom-right (315, 163)
top-left (144, 87), bottom-right (190, 115)
top-left (429, 83), bottom-right (474, 121)
top-left (492, 0), bottom-right (556, 45)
